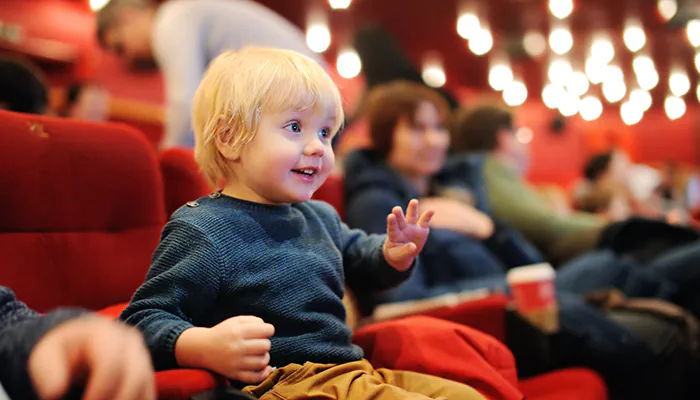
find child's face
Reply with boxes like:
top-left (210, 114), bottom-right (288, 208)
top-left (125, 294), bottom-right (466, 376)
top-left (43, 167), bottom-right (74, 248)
top-left (228, 107), bottom-right (337, 205)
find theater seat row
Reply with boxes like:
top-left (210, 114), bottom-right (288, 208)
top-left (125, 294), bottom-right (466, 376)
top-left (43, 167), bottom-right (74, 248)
top-left (0, 110), bottom-right (606, 399)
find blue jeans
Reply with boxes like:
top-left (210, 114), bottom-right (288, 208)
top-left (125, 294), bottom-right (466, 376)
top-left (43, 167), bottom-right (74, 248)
top-left (556, 242), bottom-right (700, 317)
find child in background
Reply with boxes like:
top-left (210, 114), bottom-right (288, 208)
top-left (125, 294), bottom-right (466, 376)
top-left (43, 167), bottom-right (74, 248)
top-left (121, 47), bottom-right (485, 399)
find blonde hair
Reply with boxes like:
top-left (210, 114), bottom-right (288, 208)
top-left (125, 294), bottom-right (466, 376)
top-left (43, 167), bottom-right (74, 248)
top-left (192, 47), bottom-right (344, 187)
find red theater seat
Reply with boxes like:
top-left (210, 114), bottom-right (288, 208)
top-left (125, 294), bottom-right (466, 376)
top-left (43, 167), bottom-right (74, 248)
top-left (160, 147), bottom-right (211, 216)
top-left (0, 111), bottom-right (221, 399)
top-left (0, 110), bottom-right (165, 313)
top-left (313, 173), bottom-right (345, 219)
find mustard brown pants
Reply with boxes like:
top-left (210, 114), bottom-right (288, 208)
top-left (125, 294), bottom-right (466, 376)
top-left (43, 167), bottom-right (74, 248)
top-left (243, 359), bottom-right (487, 400)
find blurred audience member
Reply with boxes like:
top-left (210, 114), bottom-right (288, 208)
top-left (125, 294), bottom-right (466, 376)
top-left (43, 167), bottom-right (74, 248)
top-left (573, 150), bottom-right (665, 221)
top-left (0, 56), bottom-right (48, 115)
top-left (96, 0), bottom-right (324, 149)
top-left (61, 82), bottom-right (110, 122)
top-left (536, 185), bottom-right (572, 217)
top-left (451, 104), bottom-right (604, 264)
top-left (353, 24), bottom-right (461, 111)
top-left (344, 82), bottom-right (700, 399)
top-left (657, 161), bottom-right (679, 202)
top-left (0, 286), bottom-right (155, 400)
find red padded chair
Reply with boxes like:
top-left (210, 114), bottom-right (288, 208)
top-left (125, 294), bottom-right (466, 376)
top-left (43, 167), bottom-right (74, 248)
top-left (0, 110), bottom-right (164, 312)
top-left (312, 173), bottom-right (345, 219)
top-left (159, 147), bottom-right (211, 216)
top-left (0, 110), bottom-right (226, 399)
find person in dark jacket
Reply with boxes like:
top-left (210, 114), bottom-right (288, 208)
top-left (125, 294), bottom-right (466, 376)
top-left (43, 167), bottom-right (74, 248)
top-left (343, 81), bottom-right (699, 399)
top-left (0, 286), bottom-right (155, 400)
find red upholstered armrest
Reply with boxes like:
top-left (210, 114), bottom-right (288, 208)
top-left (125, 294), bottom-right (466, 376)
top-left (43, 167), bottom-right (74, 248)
top-left (159, 148), bottom-right (211, 217)
top-left (155, 370), bottom-right (227, 400)
top-left (368, 293), bottom-right (509, 343)
top-left (97, 303), bottom-right (224, 399)
top-left (312, 173), bottom-right (345, 220)
top-left (418, 294), bottom-right (510, 343)
top-left (97, 302), bottom-right (130, 318)
top-left (353, 316), bottom-right (522, 400)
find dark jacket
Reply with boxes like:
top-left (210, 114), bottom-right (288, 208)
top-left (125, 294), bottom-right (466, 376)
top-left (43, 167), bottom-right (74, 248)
top-left (0, 286), bottom-right (84, 400)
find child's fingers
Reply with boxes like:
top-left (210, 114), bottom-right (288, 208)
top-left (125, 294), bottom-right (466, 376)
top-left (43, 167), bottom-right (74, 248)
top-left (241, 322), bottom-right (275, 339)
top-left (229, 316), bottom-right (266, 324)
top-left (236, 366), bottom-right (273, 384)
top-left (386, 213), bottom-right (400, 240)
top-left (392, 206), bottom-right (407, 230)
top-left (388, 242), bottom-right (417, 260)
top-left (243, 339), bottom-right (272, 355)
top-left (405, 199), bottom-right (419, 225)
top-left (239, 353), bottom-right (271, 371)
top-left (417, 209), bottom-right (435, 229)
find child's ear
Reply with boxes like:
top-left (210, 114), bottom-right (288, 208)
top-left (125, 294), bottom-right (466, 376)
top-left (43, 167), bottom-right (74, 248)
top-left (215, 132), bottom-right (242, 161)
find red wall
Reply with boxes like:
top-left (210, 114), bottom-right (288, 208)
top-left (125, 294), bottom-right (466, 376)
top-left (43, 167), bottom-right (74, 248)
top-left (520, 102), bottom-right (700, 186)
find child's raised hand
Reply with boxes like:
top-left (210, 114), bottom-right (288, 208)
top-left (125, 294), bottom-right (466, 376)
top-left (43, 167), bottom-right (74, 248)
top-left (383, 199), bottom-right (434, 271)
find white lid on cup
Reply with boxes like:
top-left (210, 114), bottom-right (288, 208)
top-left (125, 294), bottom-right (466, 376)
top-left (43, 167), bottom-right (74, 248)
top-left (506, 263), bottom-right (555, 284)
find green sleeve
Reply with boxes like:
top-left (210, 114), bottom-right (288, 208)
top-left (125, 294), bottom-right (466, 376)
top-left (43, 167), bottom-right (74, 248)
top-left (484, 156), bottom-right (604, 263)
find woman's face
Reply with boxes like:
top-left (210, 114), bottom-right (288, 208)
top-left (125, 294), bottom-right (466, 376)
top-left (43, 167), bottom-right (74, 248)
top-left (387, 101), bottom-right (450, 179)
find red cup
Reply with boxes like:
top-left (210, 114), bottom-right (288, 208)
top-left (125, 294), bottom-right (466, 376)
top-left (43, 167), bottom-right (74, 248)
top-left (506, 263), bottom-right (558, 333)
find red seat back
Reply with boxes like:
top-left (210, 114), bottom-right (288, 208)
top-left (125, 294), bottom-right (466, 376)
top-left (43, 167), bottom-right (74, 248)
top-left (313, 173), bottom-right (345, 220)
top-left (159, 148), bottom-right (211, 217)
top-left (0, 110), bottom-right (166, 312)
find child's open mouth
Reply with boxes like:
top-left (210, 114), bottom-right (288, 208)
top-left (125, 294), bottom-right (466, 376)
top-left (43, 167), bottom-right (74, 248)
top-left (291, 167), bottom-right (318, 179)
top-left (292, 167), bottom-right (318, 182)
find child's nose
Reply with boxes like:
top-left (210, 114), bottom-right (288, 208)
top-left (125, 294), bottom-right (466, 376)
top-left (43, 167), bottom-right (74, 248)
top-left (304, 138), bottom-right (325, 157)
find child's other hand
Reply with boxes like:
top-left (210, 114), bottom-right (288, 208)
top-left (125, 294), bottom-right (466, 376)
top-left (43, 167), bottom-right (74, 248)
top-left (29, 316), bottom-right (155, 400)
top-left (201, 316), bottom-right (275, 383)
top-left (383, 199), bottom-right (434, 271)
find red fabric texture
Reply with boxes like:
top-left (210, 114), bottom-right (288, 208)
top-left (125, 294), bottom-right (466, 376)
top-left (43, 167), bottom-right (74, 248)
top-left (354, 316), bottom-right (523, 400)
top-left (419, 294), bottom-right (510, 343)
top-left (154, 370), bottom-right (228, 400)
top-left (159, 148), bottom-right (211, 217)
top-left (97, 301), bottom-right (130, 318)
top-left (110, 118), bottom-right (163, 150)
top-left (354, 315), bottom-right (607, 400)
top-left (312, 173), bottom-right (345, 220)
top-left (519, 368), bottom-right (607, 400)
top-left (0, 110), bottom-right (165, 313)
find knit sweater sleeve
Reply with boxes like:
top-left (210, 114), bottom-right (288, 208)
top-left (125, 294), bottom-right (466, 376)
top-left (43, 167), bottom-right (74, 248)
top-left (0, 287), bottom-right (85, 400)
top-left (310, 201), bottom-right (413, 294)
top-left (120, 220), bottom-right (223, 371)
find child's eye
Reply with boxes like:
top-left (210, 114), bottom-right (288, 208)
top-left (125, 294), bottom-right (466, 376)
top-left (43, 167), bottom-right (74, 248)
top-left (284, 122), bottom-right (302, 133)
top-left (318, 128), bottom-right (331, 139)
